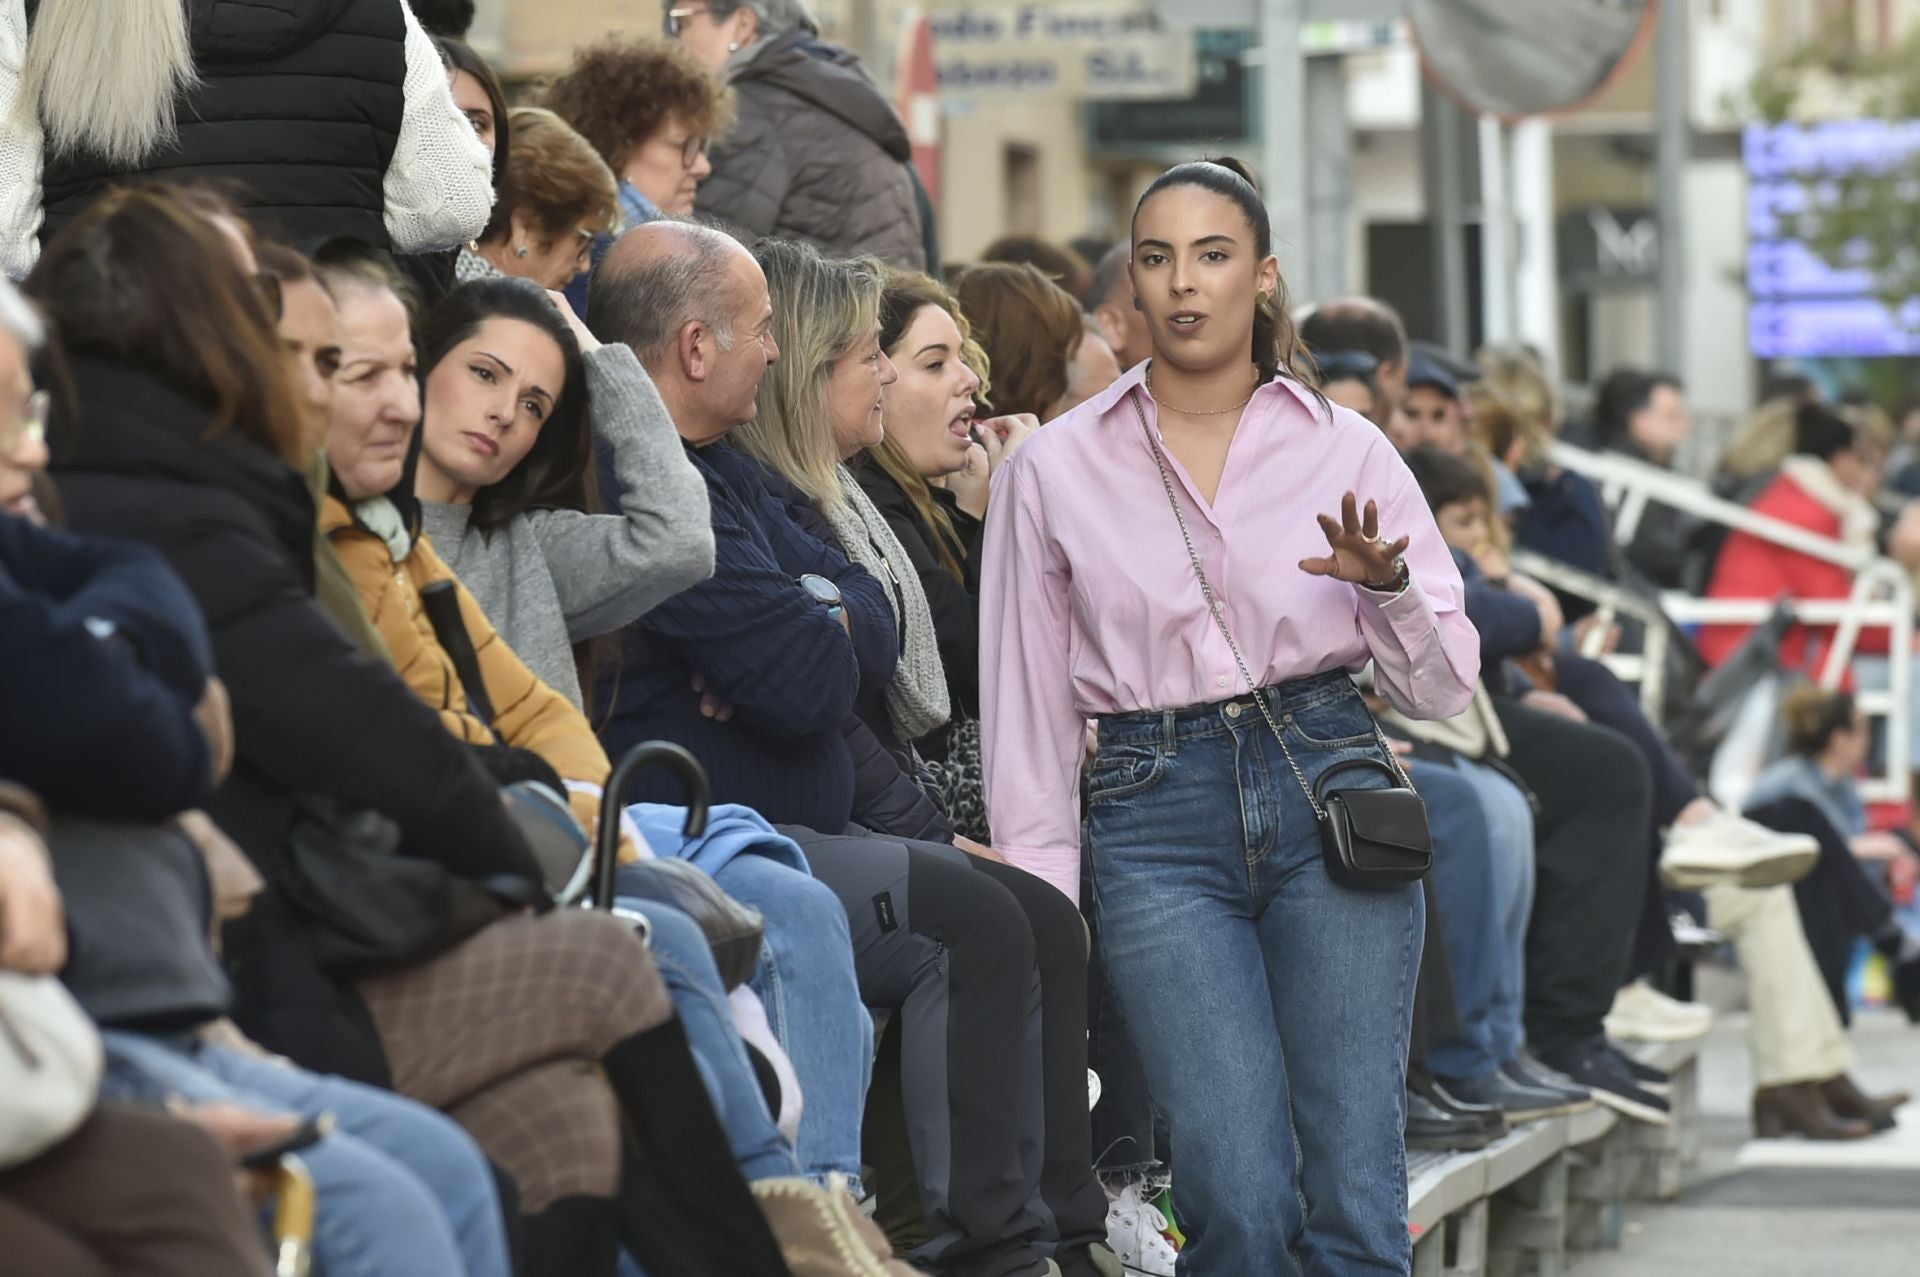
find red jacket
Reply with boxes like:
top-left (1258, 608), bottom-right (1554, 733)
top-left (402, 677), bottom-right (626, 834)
top-left (1697, 464), bottom-right (1883, 671)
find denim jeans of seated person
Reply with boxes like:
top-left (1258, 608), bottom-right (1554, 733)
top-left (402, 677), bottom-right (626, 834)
top-left (1087, 671), bottom-right (1423, 1277)
top-left (1429, 756), bottom-right (1536, 1081)
top-left (702, 852), bottom-right (875, 1192)
top-left (611, 896), bottom-right (803, 1184)
top-left (99, 1029), bottom-right (512, 1277)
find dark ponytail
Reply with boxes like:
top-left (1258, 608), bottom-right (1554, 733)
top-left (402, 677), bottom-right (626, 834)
top-left (1132, 160), bottom-right (1320, 394)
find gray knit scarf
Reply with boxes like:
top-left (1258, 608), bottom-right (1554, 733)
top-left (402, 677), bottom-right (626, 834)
top-left (824, 467), bottom-right (951, 741)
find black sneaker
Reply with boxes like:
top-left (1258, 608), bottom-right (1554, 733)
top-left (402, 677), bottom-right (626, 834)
top-left (1500, 1053), bottom-right (1597, 1113)
top-left (1406, 1087), bottom-right (1490, 1151)
top-left (1603, 1040), bottom-right (1673, 1096)
top-left (1537, 1037), bottom-right (1671, 1127)
top-left (1443, 1069), bottom-right (1592, 1122)
top-left (1419, 1077), bottom-right (1508, 1137)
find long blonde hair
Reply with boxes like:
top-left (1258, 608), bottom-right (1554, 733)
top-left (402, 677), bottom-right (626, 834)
top-left (1474, 345), bottom-right (1562, 472)
top-left (1721, 397), bottom-right (1797, 480)
top-left (734, 238), bottom-right (884, 512)
top-left (23, 0), bottom-right (199, 166)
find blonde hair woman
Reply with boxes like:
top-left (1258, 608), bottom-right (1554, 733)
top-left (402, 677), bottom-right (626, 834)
top-left (1474, 345), bottom-right (1562, 472)
top-left (1474, 344), bottom-right (1616, 609)
top-left (731, 237), bottom-right (1121, 1277)
top-left (0, 0), bottom-right (491, 277)
top-left (729, 239), bottom-right (951, 745)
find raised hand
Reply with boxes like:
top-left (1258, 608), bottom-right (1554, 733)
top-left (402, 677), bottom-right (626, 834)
top-left (1298, 492), bottom-right (1409, 589)
top-left (546, 289), bottom-right (603, 354)
top-left (975, 413), bottom-right (1040, 472)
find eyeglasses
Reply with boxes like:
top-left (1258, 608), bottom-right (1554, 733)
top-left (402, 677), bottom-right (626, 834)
top-left (664, 5), bottom-right (712, 37)
top-left (2, 389), bottom-right (48, 455)
top-left (661, 134), bottom-right (710, 169)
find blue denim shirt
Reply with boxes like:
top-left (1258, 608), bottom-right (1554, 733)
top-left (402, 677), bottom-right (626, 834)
top-left (1745, 754), bottom-right (1867, 839)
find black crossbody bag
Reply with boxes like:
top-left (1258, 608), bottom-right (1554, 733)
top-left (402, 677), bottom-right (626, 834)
top-left (1129, 391), bottom-right (1432, 890)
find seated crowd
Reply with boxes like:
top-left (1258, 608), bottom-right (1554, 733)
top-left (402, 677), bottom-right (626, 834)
top-left (0, 4), bottom-right (1916, 1277)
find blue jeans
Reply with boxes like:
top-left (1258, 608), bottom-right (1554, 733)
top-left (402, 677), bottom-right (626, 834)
top-left (99, 1031), bottom-right (510, 1277)
top-left (1087, 672), bottom-right (1423, 1277)
top-left (708, 851), bottom-right (873, 1190)
top-left (612, 890), bottom-right (801, 1183)
top-left (1420, 757), bottom-right (1534, 1080)
top-left (1450, 759), bottom-right (1536, 1065)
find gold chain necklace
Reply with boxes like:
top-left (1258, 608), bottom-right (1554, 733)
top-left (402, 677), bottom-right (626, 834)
top-left (1144, 362), bottom-right (1257, 417)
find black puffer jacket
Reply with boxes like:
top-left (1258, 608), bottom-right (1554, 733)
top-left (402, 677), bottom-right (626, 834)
top-left (51, 359), bottom-right (542, 1083)
top-left (697, 31), bottom-right (927, 270)
top-left (31, 0), bottom-right (405, 251)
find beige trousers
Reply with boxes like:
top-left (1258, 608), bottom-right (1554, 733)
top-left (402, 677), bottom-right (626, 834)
top-left (1702, 882), bottom-right (1853, 1087)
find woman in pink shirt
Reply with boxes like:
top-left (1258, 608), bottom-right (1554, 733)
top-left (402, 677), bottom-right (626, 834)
top-left (981, 162), bottom-right (1479, 1275)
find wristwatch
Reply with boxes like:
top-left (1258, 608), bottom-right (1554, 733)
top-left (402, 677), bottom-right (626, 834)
top-left (1362, 556), bottom-right (1411, 595)
top-left (798, 573), bottom-right (845, 622)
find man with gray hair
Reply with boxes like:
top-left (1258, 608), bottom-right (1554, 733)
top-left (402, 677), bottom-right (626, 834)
top-left (590, 221), bottom-right (779, 447)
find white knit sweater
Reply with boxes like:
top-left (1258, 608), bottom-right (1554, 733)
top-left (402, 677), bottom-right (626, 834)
top-left (0, 0), bottom-right (492, 280)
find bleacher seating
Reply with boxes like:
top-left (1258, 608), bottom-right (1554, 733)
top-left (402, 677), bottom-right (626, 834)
top-left (1409, 1038), bottom-right (1701, 1275)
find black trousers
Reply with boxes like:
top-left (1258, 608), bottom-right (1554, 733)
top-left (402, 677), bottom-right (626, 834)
top-left (783, 826), bottom-right (1105, 1277)
top-left (1747, 795), bottom-right (1897, 1026)
top-left (1494, 699), bottom-right (1654, 1054)
top-left (1407, 872), bottom-right (1464, 1093)
top-left (1082, 844), bottom-right (1160, 1175)
top-left (1553, 655), bottom-right (1692, 981)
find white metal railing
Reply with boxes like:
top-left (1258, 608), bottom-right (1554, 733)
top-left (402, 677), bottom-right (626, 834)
top-left (1516, 443), bottom-right (1914, 802)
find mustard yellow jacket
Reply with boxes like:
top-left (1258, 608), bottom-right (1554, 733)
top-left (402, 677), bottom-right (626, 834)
top-left (321, 494), bottom-right (622, 851)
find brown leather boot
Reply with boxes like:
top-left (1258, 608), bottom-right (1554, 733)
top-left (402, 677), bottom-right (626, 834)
top-left (1753, 1082), bottom-right (1875, 1140)
top-left (1819, 1074), bottom-right (1909, 1133)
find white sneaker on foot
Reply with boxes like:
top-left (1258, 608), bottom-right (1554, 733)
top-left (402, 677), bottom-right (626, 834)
top-left (1604, 979), bottom-right (1713, 1043)
top-left (1660, 810), bottom-right (1819, 889)
top-left (1105, 1181), bottom-right (1179, 1277)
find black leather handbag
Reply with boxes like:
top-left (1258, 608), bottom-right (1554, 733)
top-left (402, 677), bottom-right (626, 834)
top-left (278, 796), bottom-right (544, 976)
top-left (1310, 758), bottom-right (1434, 890)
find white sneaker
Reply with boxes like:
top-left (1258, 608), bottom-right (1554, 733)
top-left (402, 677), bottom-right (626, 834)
top-left (1106, 1181), bottom-right (1179, 1277)
top-left (1660, 811), bottom-right (1820, 889)
top-left (1604, 980), bottom-right (1713, 1043)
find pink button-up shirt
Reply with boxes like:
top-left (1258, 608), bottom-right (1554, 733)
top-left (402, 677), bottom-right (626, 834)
top-left (980, 363), bottom-right (1480, 900)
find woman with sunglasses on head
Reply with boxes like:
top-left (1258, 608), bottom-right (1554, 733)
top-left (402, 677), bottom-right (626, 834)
top-left (981, 162), bottom-right (1479, 1275)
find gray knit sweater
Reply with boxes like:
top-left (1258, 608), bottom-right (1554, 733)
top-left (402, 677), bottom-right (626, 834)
top-left (421, 343), bottom-right (714, 707)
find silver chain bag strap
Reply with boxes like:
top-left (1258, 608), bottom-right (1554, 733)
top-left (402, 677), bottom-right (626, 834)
top-left (1129, 389), bottom-right (1431, 890)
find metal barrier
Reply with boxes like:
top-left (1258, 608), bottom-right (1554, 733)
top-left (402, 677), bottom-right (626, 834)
top-left (1517, 443), bottom-right (1915, 802)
